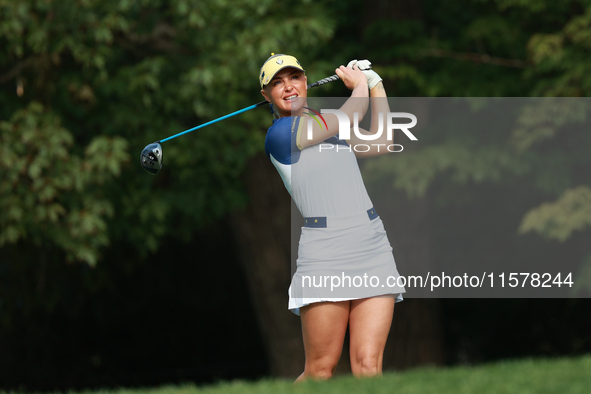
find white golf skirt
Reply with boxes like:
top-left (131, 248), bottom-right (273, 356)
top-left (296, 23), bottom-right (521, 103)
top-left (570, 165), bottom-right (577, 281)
top-left (288, 212), bottom-right (406, 316)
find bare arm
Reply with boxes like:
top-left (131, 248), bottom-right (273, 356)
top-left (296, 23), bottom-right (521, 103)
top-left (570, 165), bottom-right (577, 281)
top-left (348, 81), bottom-right (394, 157)
top-left (298, 65), bottom-right (369, 149)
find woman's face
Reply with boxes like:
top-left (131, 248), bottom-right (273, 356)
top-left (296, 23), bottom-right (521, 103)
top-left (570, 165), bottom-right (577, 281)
top-left (261, 68), bottom-right (307, 117)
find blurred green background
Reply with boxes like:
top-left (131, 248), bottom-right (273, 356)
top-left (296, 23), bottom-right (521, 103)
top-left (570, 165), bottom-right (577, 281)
top-left (1, 0), bottom-right (590, 391)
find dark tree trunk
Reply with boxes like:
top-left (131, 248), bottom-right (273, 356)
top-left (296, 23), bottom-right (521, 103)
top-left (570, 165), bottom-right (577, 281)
top-left (378, 192), bottom-right (445, 369)
top-left (230, 153), bottom-right (304, 378)
top-left (361, 0), bottom-right (445, 370)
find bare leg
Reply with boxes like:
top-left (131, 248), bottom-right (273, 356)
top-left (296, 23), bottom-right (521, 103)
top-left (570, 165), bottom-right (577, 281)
top-left (295, 301), bottom-right (350, 382)
top-left (348, 297), bottom-right (395, 377)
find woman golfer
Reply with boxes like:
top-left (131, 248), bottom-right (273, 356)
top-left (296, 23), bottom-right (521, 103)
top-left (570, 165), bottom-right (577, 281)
top-left (259, 54), bottom-right (405, 381)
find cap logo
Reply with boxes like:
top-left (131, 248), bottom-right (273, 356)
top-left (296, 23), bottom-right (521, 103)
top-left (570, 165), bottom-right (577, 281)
top-left (260, 54), bottom-right (304, 88)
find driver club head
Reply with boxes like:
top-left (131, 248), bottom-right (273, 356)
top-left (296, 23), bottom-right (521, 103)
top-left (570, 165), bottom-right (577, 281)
top-left (140, 142), bottom-right (163, 175)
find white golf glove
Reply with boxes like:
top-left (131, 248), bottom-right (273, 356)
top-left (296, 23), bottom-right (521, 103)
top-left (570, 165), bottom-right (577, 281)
top-left (346, 59), bottom-right (358, 68)
top-left (346, 59), bottom-right (382, 89)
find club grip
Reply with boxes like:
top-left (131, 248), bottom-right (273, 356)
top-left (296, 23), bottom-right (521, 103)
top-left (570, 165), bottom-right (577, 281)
top-left (307, 74), bottom-right (339, 89)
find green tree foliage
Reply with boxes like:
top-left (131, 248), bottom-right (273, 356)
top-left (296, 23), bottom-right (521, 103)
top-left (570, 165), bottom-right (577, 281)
top-left (0, 1), bottom-right (337, 384)
top-left (520, 186), bottom-right (591, 242)
top-left (335, 0), bottom-right (591, 244)
top-left (0, 102), bottom-right (128, 265)
top-left (0, 0), bottom-right (334, 264)
top-left (2, 0), bottom-right (591, 387)
top-left (7, 0), bottom-right (587, 268)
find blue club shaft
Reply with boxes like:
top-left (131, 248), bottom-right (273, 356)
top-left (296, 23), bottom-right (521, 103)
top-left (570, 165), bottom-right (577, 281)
top-left (160, 101), bottom-right (267, 143)
top-left (158, 74), bottom-right (339, 144)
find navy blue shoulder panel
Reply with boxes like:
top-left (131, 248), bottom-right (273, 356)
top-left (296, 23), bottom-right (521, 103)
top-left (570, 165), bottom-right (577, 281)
top-left (264, 117), bottom-right (302, 165)
top-left (323, 135), bottom-right (349, 147)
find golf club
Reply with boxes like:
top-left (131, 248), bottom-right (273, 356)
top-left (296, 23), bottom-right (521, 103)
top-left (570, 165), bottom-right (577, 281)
top-left (140, 74), bottom-right (340, 175)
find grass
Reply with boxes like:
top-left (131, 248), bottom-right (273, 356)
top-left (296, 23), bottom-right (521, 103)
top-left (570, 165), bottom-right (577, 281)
top-left (7, 356), bottom-right (591, 394)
